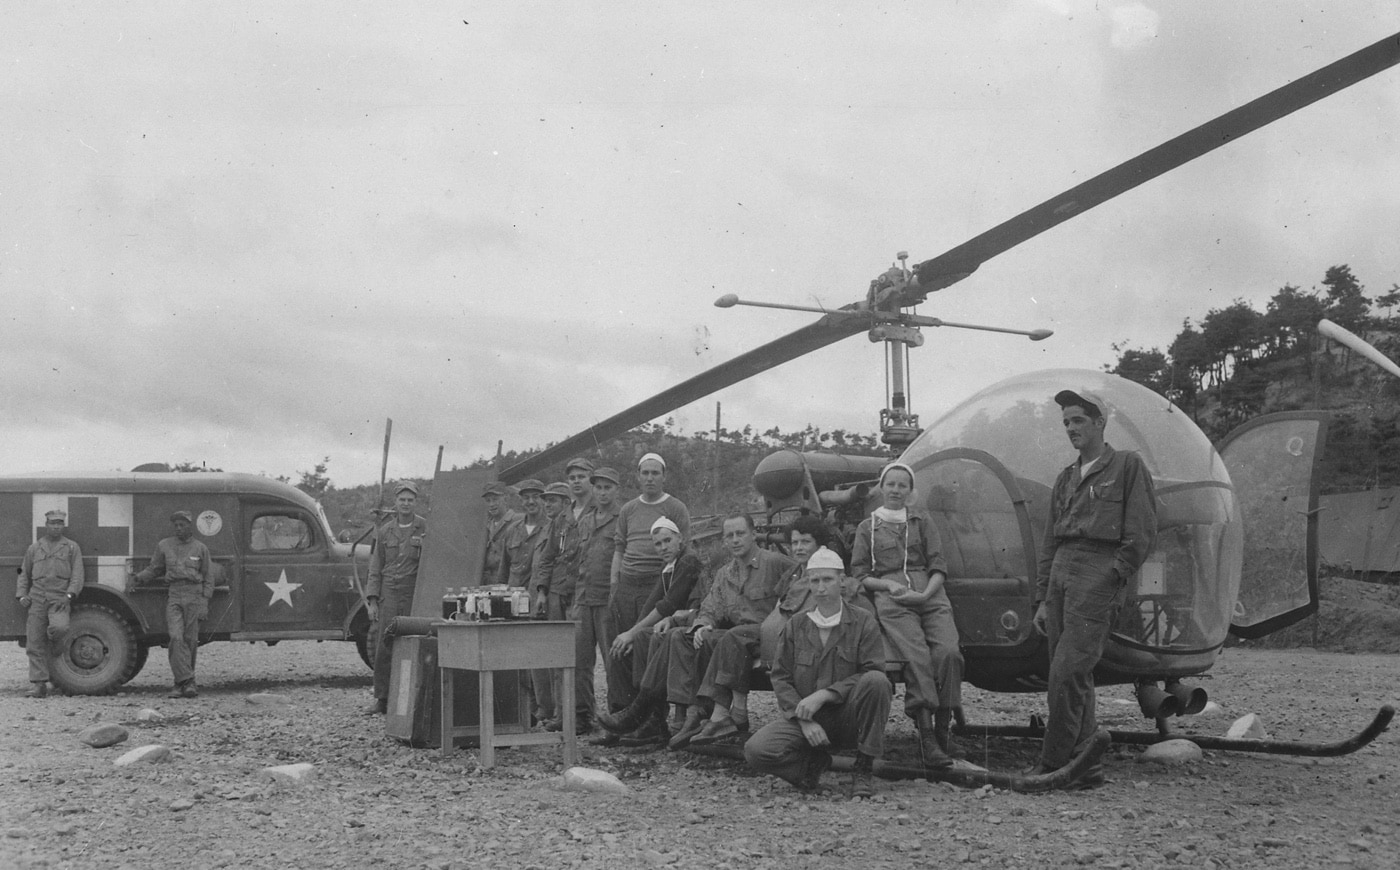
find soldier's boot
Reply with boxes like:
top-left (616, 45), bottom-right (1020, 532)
top-left (797, 749), bottom-right (832, 793)
top-left (597, 692), bottom-right (660, 734)
top-left (619, 705), bottom-right (671, 747)
top-left (934, 708), bottom-right (965, 759)
top-left (26, 682), bottom-right (47, 699)
top-left (916, 709), bottom-right (953, 772)
top-left (849, 752), bottom-right (876, 800)
top-left (362, 696), bottom-right (388, 715)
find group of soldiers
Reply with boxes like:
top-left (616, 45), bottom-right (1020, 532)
top-left (363, 384), bottom-right (1155, 797)
top-left (19, 509), bottom-right (213, 699)
top-left (18, 383), bottom-right (1152, 799)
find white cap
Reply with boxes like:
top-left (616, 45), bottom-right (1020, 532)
top-left (806, 547), bottom-right (844, 573)
top-left (650, 516), bottom-right (680, 535)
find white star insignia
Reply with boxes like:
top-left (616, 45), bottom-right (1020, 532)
top-left (265, 570), bottom-right (302, 608)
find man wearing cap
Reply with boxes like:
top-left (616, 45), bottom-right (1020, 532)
top-left (17, 510), bottom-right (85, 698)
top-left (134, 510), bottom-right (213, 698)
top-left (573, 466), bottom-right (622, 732)
top-left (363, 483), bottom-right (428, 715)
top-left (481, 481), bottom-right (518, 582)
top-left (1029, 388), bottom-right (1157, 788)
top-left (531, 482), bottom-right (575, 730)
top-left (744, 547), bottom-right (891, 799)
top-left (609, 453), bottom-right (690, 710)
top-left (497, 479), bottom-right (555, 724)
top-left (564, 457), bottom-right (595, 522)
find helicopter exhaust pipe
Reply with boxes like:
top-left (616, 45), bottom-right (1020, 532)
top-left (1165, 680), bottom-right (1209, 716)
top-left (1135, 682), bottom-right (1181, 720)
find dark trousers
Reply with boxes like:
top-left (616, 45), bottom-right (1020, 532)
top-left (698, 623), bottom-right (763, 708)
top-left (607, 571), bottom-right (659, 708)
top-left (744, 671), bottom-right (892, 785)
top-left (1039, 542), bottom-right (1127, 769)
top-left (664, 625), bottom-right (721, 706)
top-left (370, 580), bottom-right (415, 700)
top-left (530, 591), bottom-right (570, 720)
top-left (572, 601), bottom-right (614, 716)
top-left (25, 590), bottom-right (70, 683)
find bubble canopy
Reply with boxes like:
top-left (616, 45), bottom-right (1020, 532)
top-left (901, 368), bottom-right (1227, 488)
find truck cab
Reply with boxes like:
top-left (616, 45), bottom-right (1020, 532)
top-left (1, 472), bottom-right (372, 694)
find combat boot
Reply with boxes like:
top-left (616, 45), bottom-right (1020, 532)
top-left (916, 709), bottom-right (953, 772)
top-left (25, 682), bottom-right (47, 699)
top-left (619, 706), bottom-right (671, 747)
top-left (362, 697), bottom-right (388, 715)
top-left (797, 749), bottom-right (832, 792)
top-left (849, 752), bottom-right (876, 800)
top-left (597, 693), bottom-right (659, 734)
top-left (934, 708), bottom-right (965, 759)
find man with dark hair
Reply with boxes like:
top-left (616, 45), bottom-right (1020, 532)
top-left (362, 483), bottom-right (427, 714)
top-left (134, 510), bottom-right (213, 699)
top-left (691, 514), bottom-right (845, 744)
top-left (665, 512), bottom-right (793, 749)
top-left (481, 481), bottom-right (518, 582)
top-left (1029, 388), bottom-right (1157, 788)
top-left (17, 509), bottom-right (84, 698)
top-left (574, 467), bottom-right (622, 735)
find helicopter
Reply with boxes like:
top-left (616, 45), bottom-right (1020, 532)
top-left (492, 30), bottom-right (1400, 757)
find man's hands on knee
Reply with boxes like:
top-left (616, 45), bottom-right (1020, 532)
top-left (799, 719), bottom-right (829, 748)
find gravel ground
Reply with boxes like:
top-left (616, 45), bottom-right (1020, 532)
top-left (0, 639), bottom-right (1395, 869)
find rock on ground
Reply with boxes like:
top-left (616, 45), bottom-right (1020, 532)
top-left (1136, 739), bottom-right (1203, 765)
top-left (261, 762), bottom-right (316, 783)
top-left (113, 745), bottom-right (171, 767)
top-left (77, 723), bottom-right (129, 748)
top-left (1226, 712), bottom-right (1270, 740)
top-left (559, 766), bottom-right (631, 795)
top-left (246, 692), bottom-right (293, 706)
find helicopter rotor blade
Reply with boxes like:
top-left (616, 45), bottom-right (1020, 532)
top-left (500, 311), bottom-right (869, 482)
top-left (1317, 318), bottom-right (1400, 380)
top-left (906, 31), bottom-right (1400, 304)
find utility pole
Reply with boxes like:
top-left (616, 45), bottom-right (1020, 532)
top-left (713, 402), bottom-right (721, 514)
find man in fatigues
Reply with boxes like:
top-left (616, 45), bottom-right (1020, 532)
top-left (575, 466), bottom-right (622, 732)
top-left (497, 479), bottom-right (555, 725)
top-left (564, 457), bottom-right (595, 522)
top-left (610, 453), bottom-right (689, 710)
top-left (1030, 388), bottom-right (1157, 788)
top-left (668, 512), bottom-right (793, 749)
top-left (17, 509), bottom-right (84, 698)
top-left (744, 548), bottom-right (891, 799)
top-left (533, 481), bottom-right (576, 730)
top-left (363, 482), bottom-right (427, 715)
top-left (134, 510), bottom-right (213, 698)
top-left (481, 481), bottom-right (518, 582)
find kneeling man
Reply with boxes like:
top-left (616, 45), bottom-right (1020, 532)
top-left (744, 548), bottom-right (891, 799)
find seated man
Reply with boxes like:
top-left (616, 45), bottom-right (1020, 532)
top-left (691, 514), bottom-right (842, 744)
top-left (744, 548), bottom-right (891, 799)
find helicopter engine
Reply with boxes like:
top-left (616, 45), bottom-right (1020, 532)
top-left (751, 449), bottom-right (887, 530)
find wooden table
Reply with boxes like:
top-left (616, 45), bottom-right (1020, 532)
top-left (435, 620), bottom-right (577, 768)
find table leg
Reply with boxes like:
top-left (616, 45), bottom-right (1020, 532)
top-left (440, 665), bottom-right (455, 758)
top-left (478, 669), bottom-right (496, 769)
top-left (559, 666), bottom-right (577, 767)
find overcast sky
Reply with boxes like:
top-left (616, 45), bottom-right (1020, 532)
top-left (4, 2), bottom-right (1397, 487)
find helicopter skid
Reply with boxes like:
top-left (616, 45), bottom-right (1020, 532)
top-left (952, 704), bottom-right (1393, 758)
top-left (685, 729), bottom-right (1110, 793)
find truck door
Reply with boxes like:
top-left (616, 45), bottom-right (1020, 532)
top-left (1221, 411), bottom-right (1330, 639)
top-left (239, 499), bottom-right (350, 634)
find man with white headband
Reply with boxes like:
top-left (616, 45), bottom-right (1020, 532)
top-left (744, 547), bottom-right (891, 799)
top-left (608, 453), bottom-right (690, 712)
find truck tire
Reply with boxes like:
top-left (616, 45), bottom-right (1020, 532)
top-left (123, 643), bottom-right (151, 685)
top-left (49, 604), bottom-right (139, 696)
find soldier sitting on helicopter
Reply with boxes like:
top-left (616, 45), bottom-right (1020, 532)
top-left (852, 462), bottom-right (965, 772)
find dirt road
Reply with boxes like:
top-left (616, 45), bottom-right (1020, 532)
top-left (0, 640), bottom-right (1394, 869)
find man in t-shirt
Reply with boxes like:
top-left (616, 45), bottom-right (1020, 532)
top-left (608, 453), bottom-right (689, 710)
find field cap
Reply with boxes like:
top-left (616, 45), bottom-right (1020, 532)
top-left (395, 481), bottom-right (420, 496)
top-left (516, 479), bottom-right (546, 495)
top-left (170, 510), bottom-right (194, 522)
top-left (806, 547), bottom-right (844, 573)
top-left (650, 516), bottom-right (681, 535)
top-left (482, 481), bottom-right (510, 498)
top-left (590, 466), bottom-right (621, 486)
top-left (1053, 389), bottom-right (1108, 419)
top-left (44, 509), bottom-right (68, 522)
top-left (543, 482), bottom-right (572, 500)
top-left (565, 457), bottom-right (595, 474)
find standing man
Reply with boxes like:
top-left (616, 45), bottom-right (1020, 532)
top-left (363, 482), bottom-right (427, 715)
top-left (497, 479), bottom-right (555, 725)
top-left (533, 482), bottom-right (576, 730)
top-left (609, 453), bottom-right (689, 710)
top-left (564, 457), bottom-right (595, 522)
top-left (134, 510), bottom-right (213, 699)
top-left (744, 547), bottom-right (891, 799)
top-left (17, 509), bottom-right (84, 698)
top-left (1030, 388), bottom-right (1157, 788)
top-left (573, 467), bottom-right (622, 732)
top-left (667, 512), bottom-right (793, 749)
top-left (481, 481), bottom-right (518, 583)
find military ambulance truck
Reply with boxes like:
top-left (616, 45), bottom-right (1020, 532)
top-left (1, 473), bottom-right (373, 694)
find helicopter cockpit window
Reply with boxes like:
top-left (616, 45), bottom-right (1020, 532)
top-left (250, 514), bottom-right (314, 551)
